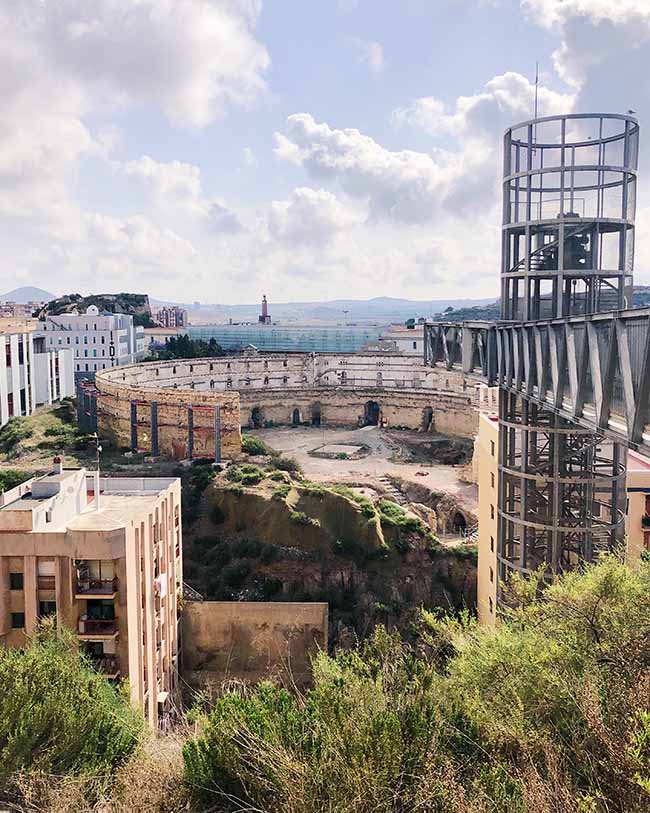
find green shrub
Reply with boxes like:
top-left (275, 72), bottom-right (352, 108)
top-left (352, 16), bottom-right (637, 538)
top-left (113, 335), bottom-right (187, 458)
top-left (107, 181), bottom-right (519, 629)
top-left (272, 483), bottom-right (291, 500)
top-left (0, 624), bottom-right (142, 782)
top-left (43, 425), bottom-right (68, 437)
top-left (221, 560), bottom-right (251, 588)
top-left (0, 417), bottom-right (33, 456)
top-left (184, 559), bottom-right (650, 811)
top-left (378, 499), bottom-right (431, 538)
top-left (269, 470), bottom-right (290, 482)
top-left (241, 434), bottom-right (276, 456)
top-left (298, 480), bottom-right (326, 497)
top-left (268, 454), bottom-right (303, 475)
top-left (289, 510), bottom-right (320, 527)
top-left (0, 469), bottom-right (31, 493)
top-left (225, 463), bottom-right (265, 486)
top-left (330, 485), bottom-right (377, 518)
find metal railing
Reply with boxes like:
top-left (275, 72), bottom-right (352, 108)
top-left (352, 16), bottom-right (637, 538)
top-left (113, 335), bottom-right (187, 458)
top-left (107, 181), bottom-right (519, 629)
top-left (78, 617), bottom-right (117, 635)
top-left (75, 577), bottom-right (118, 595)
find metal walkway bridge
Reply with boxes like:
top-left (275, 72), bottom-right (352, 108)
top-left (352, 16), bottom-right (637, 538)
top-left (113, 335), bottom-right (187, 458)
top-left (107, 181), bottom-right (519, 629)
top-left (425, 307), bottom-right (650, 455)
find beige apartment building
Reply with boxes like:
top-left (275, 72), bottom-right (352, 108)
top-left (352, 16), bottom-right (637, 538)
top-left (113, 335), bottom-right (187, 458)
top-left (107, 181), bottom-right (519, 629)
top-left (0, 458), bottom-right (182, 726)
top-left (477, 411), bottom-right (650, 625)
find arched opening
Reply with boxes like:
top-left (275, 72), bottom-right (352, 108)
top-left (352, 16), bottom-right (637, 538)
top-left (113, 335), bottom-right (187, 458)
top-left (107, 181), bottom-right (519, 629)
top-left (251, 406), bottom-right (263, 429)
top-left (311, 402), bottom-right (322, 426)
top-left (452, 512), bottom-right (467, 534)
top-left (364, 400), bottom-right (380, 426)
top-left (422, 407), bottom-right (434, 431)
top-left (292, 408), bottom-right (301, 426)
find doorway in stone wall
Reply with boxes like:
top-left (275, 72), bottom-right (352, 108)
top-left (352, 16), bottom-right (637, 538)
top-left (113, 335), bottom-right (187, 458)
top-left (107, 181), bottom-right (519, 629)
top-left (364, 400), bottom-right (380, 426)
top-left (292, 408), bottom-right (301, 426)
top-left (422, 406), bottom-right (434, 431)
top-left (251, 406), bottom-right (263, 428)
top-left (311, 402), bottom-right (321, 426)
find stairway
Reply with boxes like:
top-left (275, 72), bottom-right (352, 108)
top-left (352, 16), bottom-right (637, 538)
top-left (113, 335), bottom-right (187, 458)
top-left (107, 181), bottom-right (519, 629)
top-left (377, 476), bottom-right (408, 505)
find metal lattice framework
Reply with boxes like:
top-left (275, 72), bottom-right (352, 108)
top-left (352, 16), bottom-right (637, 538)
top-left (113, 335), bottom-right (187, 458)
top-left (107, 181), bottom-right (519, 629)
top-left (425, 112), bottom-right (643, 597)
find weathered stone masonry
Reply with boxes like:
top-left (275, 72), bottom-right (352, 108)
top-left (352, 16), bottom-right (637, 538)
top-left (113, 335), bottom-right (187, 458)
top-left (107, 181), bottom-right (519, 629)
top-left (94, 352), bottom-right (479, 459)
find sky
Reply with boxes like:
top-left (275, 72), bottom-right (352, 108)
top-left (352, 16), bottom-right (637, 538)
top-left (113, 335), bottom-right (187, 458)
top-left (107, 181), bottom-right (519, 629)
top-left (2, 0), bottom-right (650, 304)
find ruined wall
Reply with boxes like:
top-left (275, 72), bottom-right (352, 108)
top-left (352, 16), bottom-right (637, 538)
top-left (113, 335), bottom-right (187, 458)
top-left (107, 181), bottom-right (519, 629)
top-left (94, 352), bottom-right (480, 457)
top-left (95, 373), bottom-right (241, 459)
top-left (239, 387), bottom-right (478, 437)
top-left (182, 600), bottom-right (328, 688)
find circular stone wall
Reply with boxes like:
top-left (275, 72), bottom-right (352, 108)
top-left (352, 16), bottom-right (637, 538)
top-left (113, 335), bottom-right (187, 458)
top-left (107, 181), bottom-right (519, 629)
top-left (94, 352), bottom-right (479, 459)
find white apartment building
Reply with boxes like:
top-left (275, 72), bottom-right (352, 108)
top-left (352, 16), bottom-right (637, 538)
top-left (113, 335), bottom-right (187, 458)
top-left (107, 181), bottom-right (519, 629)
top-left (378, 325), bottom-right (424, 356)
top-left (38, 305), bottom-right (146, 377)
top-left (0, 319), bottom-right (74, 427)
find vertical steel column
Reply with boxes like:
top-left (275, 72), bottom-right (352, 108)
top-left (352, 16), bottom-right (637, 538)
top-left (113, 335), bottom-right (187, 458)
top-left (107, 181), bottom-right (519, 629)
top-left (214, 405), bottom-right (222, 463)
top-left (150, 401), bottom-right (159, 457)
top-left (130, 400), bottom-right (138, 451)
top-left (187, 406), bottom-right (194, 461)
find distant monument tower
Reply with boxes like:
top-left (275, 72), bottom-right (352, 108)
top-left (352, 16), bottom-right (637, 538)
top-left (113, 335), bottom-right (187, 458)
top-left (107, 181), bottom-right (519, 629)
top-left (259, 294), bottom-right (271, 325)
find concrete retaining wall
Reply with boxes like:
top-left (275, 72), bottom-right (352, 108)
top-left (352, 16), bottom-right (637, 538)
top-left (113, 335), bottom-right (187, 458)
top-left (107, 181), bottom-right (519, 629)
top-left (182, 600), bottom-right (328, 688)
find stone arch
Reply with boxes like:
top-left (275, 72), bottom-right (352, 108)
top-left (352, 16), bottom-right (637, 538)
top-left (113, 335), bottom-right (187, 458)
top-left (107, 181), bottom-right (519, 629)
top-left (292, 408), bottom-right (301, 426)
top-left (311, 402), bottom-right (322, 426)
top-left (422, 406), bottom-right (434, 431)
top-left (452, 511), bottom-right (467, 533)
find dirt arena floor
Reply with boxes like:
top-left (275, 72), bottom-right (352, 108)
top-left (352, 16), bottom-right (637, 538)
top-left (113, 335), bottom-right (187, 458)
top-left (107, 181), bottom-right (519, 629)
top-left (252, 424), bottom-right (478, 514)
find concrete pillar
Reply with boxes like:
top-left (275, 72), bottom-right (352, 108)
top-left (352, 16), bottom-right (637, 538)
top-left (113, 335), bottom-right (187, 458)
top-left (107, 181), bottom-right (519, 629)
top-left (23, 556), bottom-right (38, 634)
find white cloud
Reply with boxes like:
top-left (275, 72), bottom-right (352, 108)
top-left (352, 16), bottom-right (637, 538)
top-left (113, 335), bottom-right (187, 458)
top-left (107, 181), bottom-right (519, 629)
top-left (350, 38), bottom-right (384, 76)
top-left (30, 0), bottom-right (270, 127)
top-left (274, 114), bottom-right (464, 223)
top-left (392, 72), bottom-right (574, 137)
top-left (267, 187), bottom-right (360, 244)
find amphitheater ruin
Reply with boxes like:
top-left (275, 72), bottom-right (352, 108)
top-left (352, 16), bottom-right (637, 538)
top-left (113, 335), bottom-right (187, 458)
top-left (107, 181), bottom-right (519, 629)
top-left (86, 351), bottom-right (483, 460)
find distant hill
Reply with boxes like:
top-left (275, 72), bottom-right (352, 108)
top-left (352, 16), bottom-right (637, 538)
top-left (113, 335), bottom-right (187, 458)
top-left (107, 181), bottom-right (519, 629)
top-left (151, 295), bottom-right (497, 324)
top-left (36, 292), bottom-right (155, 327)
top-left (1, 286), bottom-right (56, 303)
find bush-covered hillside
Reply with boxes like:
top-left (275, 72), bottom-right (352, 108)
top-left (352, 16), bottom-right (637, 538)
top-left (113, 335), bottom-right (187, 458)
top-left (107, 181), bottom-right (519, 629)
top-left (184, 556), bottom-right (650, 813)
top-left (35, 292), bottom-right (155, 327)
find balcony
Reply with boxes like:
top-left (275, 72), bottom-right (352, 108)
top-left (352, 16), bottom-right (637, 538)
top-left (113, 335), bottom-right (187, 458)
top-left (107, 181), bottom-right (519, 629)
top-left (75, 577), bottom-right (118, 599)
top-left (78, 617), bottom-right (118, 639)
top-left (37, 575), bottom-right (55, 590)
top-left (93, 656), bottom-right (120, 679)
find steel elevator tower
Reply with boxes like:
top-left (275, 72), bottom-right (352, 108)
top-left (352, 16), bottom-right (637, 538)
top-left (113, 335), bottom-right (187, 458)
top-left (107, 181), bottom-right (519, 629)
top-left (497, 114), bottom-right (640, 590)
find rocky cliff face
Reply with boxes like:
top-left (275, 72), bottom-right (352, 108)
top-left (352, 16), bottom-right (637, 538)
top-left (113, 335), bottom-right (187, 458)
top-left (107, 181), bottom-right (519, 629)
top-left (182, 476), bottom-right (477, 646)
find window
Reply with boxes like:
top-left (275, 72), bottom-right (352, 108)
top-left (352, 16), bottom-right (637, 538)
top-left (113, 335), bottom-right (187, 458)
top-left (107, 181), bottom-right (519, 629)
top-left (93, 336), bottom-right (96, 343)
top-left (85, 363), bottom-right (89, 371)
top-left (11, 613), bottom-right (25, 629)
top-left (66, 337), bottom-right (70, 344)
top-left (491, 472), bottom-right (495, 488)
top-left (490, 535), bottom-right (494, 553)
top-left (75, 336), bottom-right (79, 344)
top-left (39, 601), bottom-right (56, 618)
top-left (489, 567), bottom-right (494, 583)
top-left (83, 336), bottom-right (88, 344)
top-left (84, 349), bottom-right (88, 357)
top-left (489, 597), bottom-right (493, 614)
top-left (413, 341), bottom-right (417, 350)
top-left (76, 363), bottom-right (80, 371)
top-left (490, 440), bottom-right (495, 457)
top-left (92, 349), bottom-right (97, 357)
top-left (101, 335), bottom-right (105, 344)
top-left (9, 572), bottom-right (23, 590)
top-left (283, 360), bottom-right (287, 367)
top-left (490, 504), bottom-right (495, 520)
top-left (264, 376), bottom-right (269, 385)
